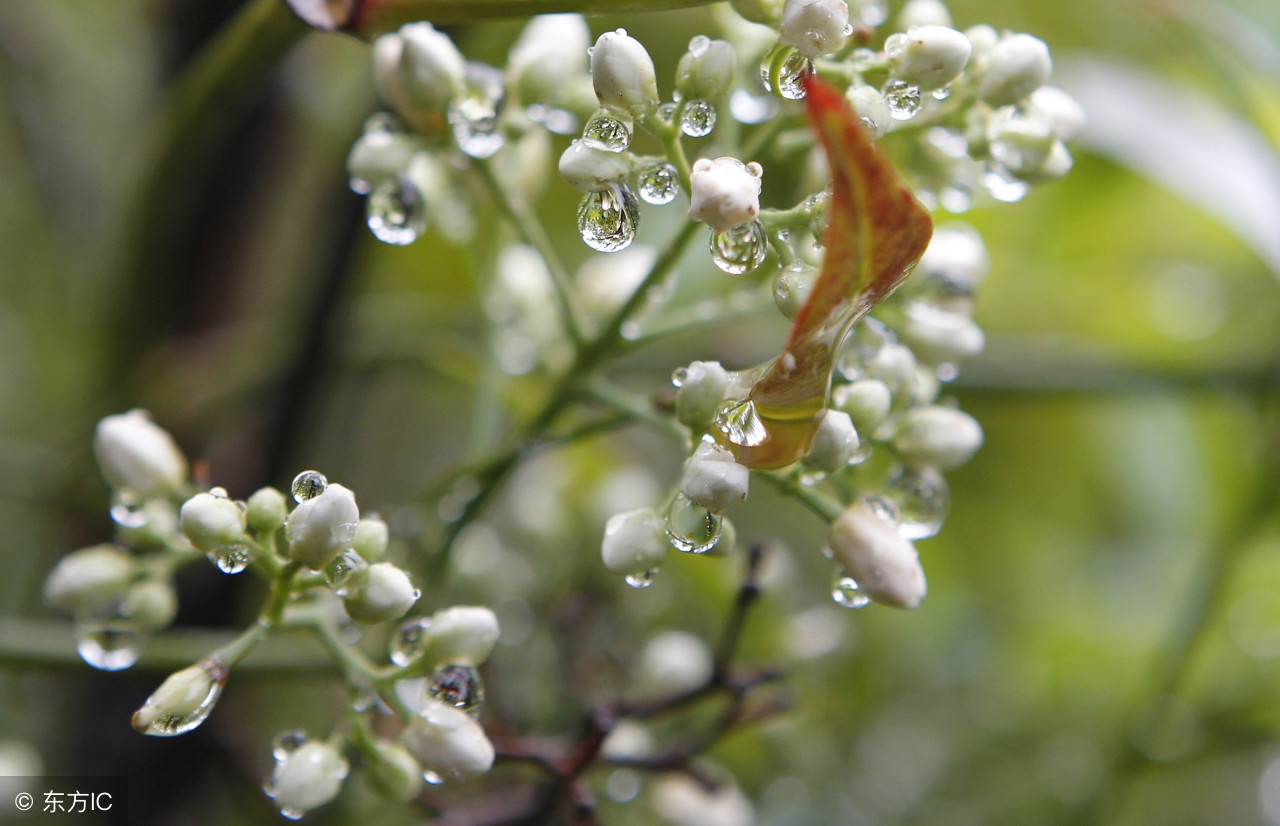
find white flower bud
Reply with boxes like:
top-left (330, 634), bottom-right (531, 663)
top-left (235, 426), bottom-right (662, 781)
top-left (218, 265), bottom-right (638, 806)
top-left (93, 410), bottom-right (187, 499)
top-left (654, 774), bottom-right (756, 826)
top-left (846, 85), bottom-right (892, 138)
top-left (507, 14), bottom-right (590, 105)
top-left (829, 502), bottom-right (926, 609)
top-left (898, 0), bottom-right (952, 29)
top-left (887, 26), bottom-right (972, 92)
top-left (44, 545), bottom-right (135, 617)
top-left (676, 36), bottom-right (738, 101)
top-left (285, 483), bottom-right (359, 570)
top-left (918, 223), bottom-right (989, 292)
top-left (977, 32), bottom-right (1052, 107)
top-left (833, 379), bottom-right (892, 434)
top-left (601, 508), bottom-right (669, 576)
top-left (689, 157), bottom-right (763, 232)
top-left (590, 29), bottom-right (659, 116)
top-left (131, 659), bottom-right (226, 733)
top-left (676, 360), bottom-right (730, 430)
top-left (867, 342), bottom-right (919, 400)
top-left (246, 487), bottom-right (287, 535)
top-left (989, 112), bottom-right (1057, 172)
top-left (363, 742), bottom-right (423, 803)
top-left (266, 741), bottom-right (349, 818)
top-left (121, 579), bottom-right (178, 632)
top-left (964, 24), bottom-right (999, 57)
top-left (803, 409), bottom-right (860, 473)
top-left (345, 130), bottom-right (418, 192)
top-left (424, 606), bottom-right (500, 666)
top-left (558, 140), bottom-right (633, 193)
top-left (389, 23), bottom-right (466, 114)
top-left (1023, 139), bottom-right (1073, 182)
top-left (352, 516), bottom-right (390, 562)
top-left (401, 701), bottom-right (495, 777)
top-left (779, 0), bottom-right (850, 58)
top-left (680, 442), bottom-right (750, 512)
top-left (600, 720), bottom-right (655, 760)
top-left (179, 493), bottom-right (247, 553)
top-left (634, 631), bottom-right (713, 697)
top-left (341, 563), bottom-right (418, 623)
top-left (899, 302), bottom-right (985, 363)
top-left (1029, 85), bottom-right (1085, 142)
top-left (891, 405), bottom-right (983, 470)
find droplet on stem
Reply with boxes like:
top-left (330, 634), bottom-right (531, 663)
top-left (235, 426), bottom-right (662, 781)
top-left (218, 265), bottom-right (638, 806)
top-left (390, 616), bottom-right (432, 667)
top-left (680, 100), bottom-right (717, 137)
top-left (577, 183), bottom-right (641, 252)
top-left (884, 79), bottom-right (922, 120)
top-left (710, 219), bottom-right (768, 274)
top-left (582, 111), bottom-right (633, 152)
top-left (637, 162), bottom-right (679, 205)
top-left (428, 664), bottom-right (485, 716)
top-left (665, 493), bottom-right (723, 554)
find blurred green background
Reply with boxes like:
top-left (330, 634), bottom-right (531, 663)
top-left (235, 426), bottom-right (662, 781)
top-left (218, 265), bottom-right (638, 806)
top-left (2, 0), bottom-right (1280, 823)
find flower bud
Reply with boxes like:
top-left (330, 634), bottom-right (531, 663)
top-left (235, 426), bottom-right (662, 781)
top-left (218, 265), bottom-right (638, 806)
top-left (680, 442), bottom-right (750, 512)
top-left (345, 129), bottom-right (419, 193)
top-left (891, 405), bottom-right (983, 470)
top-left (676, 36), bottom-right (738, 102)
top-left (265, 741), bottom-right (349, 818)
top-left (285, 483), bottom-right (359, 570)
top-left (424, 606), bottom-right (500, 666)
top-left (898, 0), bottom-right (952, 29)
top-left (363, 742), bottom-right (423, 803)
top-left (867, 342), bottom-right (919, 401)
top-left (829, 502), bottom-right (926, 609)
top-left (507, 14), bottom-right (590, 106)
top-left (1021, 139), bottom-right (1072, 183)
top-left (558, 139), bottom-right (633, 193)
top-left (779, 0), bottom-right (850, 58)
top-left (846, 85), bottom-right (892, 138)
top-left (989, 113), bottom-right (1056, 173)
top-left (977, 32), bottom-right (1052, 107)
top-left (633, 631), bottom-right (713, 698)
top-left (44, 545), bottom-right (135, 617)
top-left (886, 26), bottom-right (972, 92)
top-left (179, 493), bottom-right (247, 554)
top-left (899, 302), bottom-right (985, 364)
top-left (916, 222), bottom-right (989, 297)
top-left (246, 487), bottom-right (288, 535)
top-left (342, 563), bottom-right (419, 623)
top-left (131, 659), bottom-right (227, 734)
top-left (1029, 85), bottom-right (1085, 142)
top-left (689, 157), bottom-right (762, 232)
top-left (803, 410), bottom-right (860, 473)
top-left (833, 379), bottom-right (892, 434)
top-left (654, 774), bottom-right (756, 826)
top-left (121, 579), bottom-right (178, 632)
top-left (590, 29), bottom-right (659, 116)
top-left (352, 515), bottom-right (390, 562)
top-left (731, 0), bottom-right (783, 25)
top-left (675, 360), bottom-right (730, 430)
top-left (401, 701), bottom-right (495, 777)
top-left (388, 23), bottom-right (466, 114)
top-left (601, 508), bottom-right (669, 576)
top-left (964, 24), bottom-right (999, 57)
top-left (93, 410), bottom-right (187, 499)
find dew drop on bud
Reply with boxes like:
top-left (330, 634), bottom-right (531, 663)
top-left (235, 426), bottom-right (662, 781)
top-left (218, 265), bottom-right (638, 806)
top-left (577, 184), bottom-right (641, 253)
top-left (884, 466), bottom-right (949, 540)
top-left (665, 493), bottom-right (723, 554)
top-left (76, 621), bottom-right (144, 671)
top-left (680, 100), bottom-right (717, 137)
top-left (447, 64), bottom-right (506, 159)
top-left (670, 367), bottom-right (689, 388)
top-left (776, 51), bottom-right (813, 100)
top-left (932, 84), bottom-right (953, 100)
top-left (133, 659), bottom-right (228, 736)
top-left (625, 568), bottom-right (659, 589)
top-left (428, 664), bottom-right (485, 716)
top-left (638, 162), bottom-right (679, 205)
top-left (291, 470), bottom-right (328, 503)
top-left (110, 494), bottom-right (149, 529)
top-left (655, 102), bottom-right (678, 127)
top-left (710, 219), bottom-right (768, 275)
top-left (860, 494), bottom-right (901, 525)
top-left (208, 543), bottom-right (250, 574)
top-left (582, 112), bottom-right (632, 152)
top-left (367, 176), bottom-right (427, 245)
top-left (324, 549), bottom-right (369, 592)
top-left (272, 730), bottom-right (310, 761)
top-left (884, 79), bottom-right (922, 120)
top-left (831, 568), bottom-right (871, 608)
top-left (390, 616), bottom-right (432, 667)
top-left (423, 770), bottom-right (445, 786)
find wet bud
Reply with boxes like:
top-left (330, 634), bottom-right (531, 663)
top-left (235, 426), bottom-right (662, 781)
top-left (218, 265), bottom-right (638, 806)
top-left (846, 85), bottom-right (892, 138)
top-left (558, 140), bottom-right (633, 193)
top-left (246, 487), bottom-right (288, 535)
top-left (867, 342), bottom-right (919, 401)
top-left (1029, 85), bottom-right (1085, 142)
top-left (689, 157), bottom-right (763, 232)
top-left (779, 0), bottom-right (850, 58)
top-left (898, 0), bottom-right (952, 29)
top-left (352, 516), bottom-right (390, 563)
top-left (681, 442), bottom-right (750, 512)
top-left (93, 410), bottom-right (187, 500)
top-left (363, 741), bottom-right (423, 803)
top-left (676, 36), bottom-right (738, 102)
top-left (892, 405), bottom-right (984, 470)
top-left (917, 222), bottom-right (989, 295)
top-left (833, 379), bottom-right (893, 434)
top-left (131, 659), bottom-right (227, 734)
top-left (423, 606), bottom-right (500, 666)
top-left (989, 113), bottom-right (1057, 173)
top-left (830, 502), bottom-right (926, 609)
top-left (389, 23), bottom-right (466, 114)
top-left (342, 563), bottom-right (419, 624)
top-left (179, 493), bottom-right (247, 554)
top-left (886, 25), bottom-right (972, 92)
top-left (401, 701), bottom-right (495, 777)
top-left (266, 741), bottom-right (349, 818)
top-left (285, 483), bottom-right (359, 570)
top-left (507, 14), bottom-right (590, 105)
top-left (634, 631), bottom-right (713, 697)
top-left (977, 32), bottom-right (1052, 107)
top-left (116, 500), bottom-right (180, 551)
top-left (964, 24), bottom-right (999, 57)
top-left (675, 360), bottom-right (730, 430)
top-left (346, 130), bottom-right (419, 193)
top-left (803, 410), bottom-right (860, 473)
top-left (121, 579), bottom-right (178, 633)
top-left (899, 303), bottom-right (985, 364)
top-left (44, 545), bottom-right (135, 617)
top-left (601, 508), bottom-right (669, 576)
top-left (591, 30), bottom-right (660, 116)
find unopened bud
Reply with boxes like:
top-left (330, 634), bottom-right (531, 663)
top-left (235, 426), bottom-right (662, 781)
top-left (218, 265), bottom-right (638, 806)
top-left (833, 379), bottom-right (893, 434)
top-left (93, 410), bottom-right (187, 499)
top-left (601, 508), bottom-right (669, 577)
top-left (898, 0), bottom-right (952, 29)
top-left (401, 701), bottom-right (495, 777)
top-left (558, 140), bottom-right (633, 193)
top-left (779, 0), bottom-right (850, 58)
top-left (689, 157), bottom-right (762, 232)
top-left (507, 14), bottom-right (590, 106)
top-left (179, 493), bottom-right (247, 554)
top-left (121, 579), bottom-right (178, 632)
top-left (423, 606), bottom-right (500, 666)
top-left (891, 405), bottom-right (983, 470)
top-left (846, 85), bottom-right (892, 138)
top-left (44, 545), bottom-right (135, 617)
top-left (285, 484), bottom-right (359, 570)
top-left (342, 563), bottom-right (419, 624)
top-left (591, 30), bottom-right (659, 116)
top-left (390, 23), bottom-right (466, 114)
top-left (634, 631), bottom-right (713, 697)
top-left (363, 742), bottom-right (423, 803)
top-left (680, 442), bottom-right (750, 512)
top-left (266, 740), bottom-right (349, 818)
top-left (898, 302), bottom-right (985, 364)
top-left (676, 36), bottom-right (738, 101)
top-left (1029, 85), bottom-right (1085, 142)
top-left (830, 502), bottom-right (926, 609)
top-left (246, 487), bottom-right (288, 535)
top-left (977, 32), bottom-right (1051, 107)
top-left (131, 659), bottom-right (227, 734)
top-left (803, 410), bottom-right (860, 473)
top-left (352, 516), bottom-right (390, 562)
top-left (886, 25), bottom-right (972, 92)
top-left (675, 360), bottom-right (730, 430)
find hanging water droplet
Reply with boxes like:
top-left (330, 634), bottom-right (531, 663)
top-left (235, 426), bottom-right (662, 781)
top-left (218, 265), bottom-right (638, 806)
top-left (582, 111), bottom-right (632, 152)
top-left (278, 807), bottom-right (304, 821)
top-left (390, 616), bottom-right (432, 667)
top-left (799, 468), bottom-right (827, 486)
top-left (428, 664), bottom-right (485, 716)
top-left (76, 621), bottom-right (143, 671)
top-left (655, 102), bottom-right (678, 127)
top-left (209, 487), bottom-right (229, 499)
top-left (884, 79), bottom-right (922, 120)
top-left (110, 496), bottom-right (149, 529)
top-left (367, 175), bottom-right (427, 245)
top-left (680, 100), bottom-right (717, 137)
top-left (625, 568), bottom-right (659, 589)
top-left (716, 399), bottom-right (769, 448)
top-left (860, 494), bottom-right (901, 525)
top-left (831, 568), bottom-right (872, 608)
top-left (423, 770), bottom-right (445, 785)
top-left (272, 730), bottom-right (310, 761)
top-left (982, 161), bottom-right (1029, 203)
top-left (710, 219), bottom-right (768, 275)
top-left (932, 84), bottom-right (953, 100)
top-left (134, 659), bottom-right (227, 736)
top-left (364, 112), bottom-right (401, 134)
top-left (324, 548), bottom-right (369, 592)
top-left (777, 51), bottom-right (812, 100)
top-left (447, 63), bottom-right (506, 159)
top-left (665, 493), bottom-right (723, 554)
top-left (208, 543), bottom-right (250, 575)
top-left (290, 470), bottom-right (327, 503)
top-left (670, 367), bottom-right (689, 388)
top-left (637, 162), bottom-right (679, 205)
top-left (577, 184), bottom-right (641, 253)
top-left (884, 466), bottom-right (949, 540)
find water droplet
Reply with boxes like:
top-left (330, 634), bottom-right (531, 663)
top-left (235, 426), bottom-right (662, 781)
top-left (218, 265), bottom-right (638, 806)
top-left (290, 471), bottom-right (327, 503)
top-left (447, 63), bottom-right (506, 159)
top-left (272, 730), bottom-right (309, 761)
top-left (670, 367), bottom-right (689, 388)
top-left (208, 543), bottom-right (250, 574)
top-left (367, 175), bottom-right (426, 245)
top-left (687, 34), bottom-right (711, 58)
top-left (859, 0), bottom-right (888, 26)
top-left (831, 568), bottom-right (872, 608)
top-left (883, 466), bottom-right (949, 540)
top-left (582, 111), bottom-right (632, 152)
top-left (983, 161), bottom-right (1029, 202)
top-left (860, 494), bottom-right (901, 525)
top-left (710, 219), bottom-right (768, 275)
top-left (390, 616), bottom-right (432, 667)
top-left (607, 768), bottom-right (643, 802)
top-left (884, 79), bottom-right (922, 120)
top-left (655, 102), bottom-right (678, 127)
top-left (324, 549), bottom-right (369, 592)
top-left (76, 621), bottom-right (143, 671)
top-left (577, 184), bottom-right (641, 253)
top-left (932, 84), bottom-right (952, 100)
top-left (680, 100), bottom-right (716, 137)
top-left (423, 770), bottom-right (445, 785)
top-left (364, 112), bottom-right (401, 134)
top-left (110, 497), bottom-right (149, 529)
top-left (428, 664), bottom-right (485, 716)
top-left (777, 51), bottom-right (812, 100)
top-left (625, 568), bottom-right (659, 589)
top-left (665, 493), bottom-right (723, 554)
top-left (821, 544), bottom-right (834, 559)
top-left (209, 487), bottom-right (229, 499)
top-left (279, 807), bottom-right (304, 821)
top-left (134, 659), bottom-right (227, 736)
top-left (716, 399), bottom-right (769, 448)
top-left (842, 22), bottom-right (855, 36)
top-left (637, 162), bottom-right (679, 205)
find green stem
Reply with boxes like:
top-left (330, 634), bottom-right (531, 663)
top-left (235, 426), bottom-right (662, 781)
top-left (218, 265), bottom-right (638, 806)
top-left (758, 470), bottom-right (845, 522)
top-left (259, 560), bottom-right (303, 628)
top-left (211, 624), bottom-right (267, 668)
top-left (585, 377), bottom-right (685, 442)
top-left (654, 113), bottom-right (694, 195)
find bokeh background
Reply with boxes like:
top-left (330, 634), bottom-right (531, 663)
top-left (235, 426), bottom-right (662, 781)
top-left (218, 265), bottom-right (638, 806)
top-left (1, 0), bottom-right (1279, 823)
